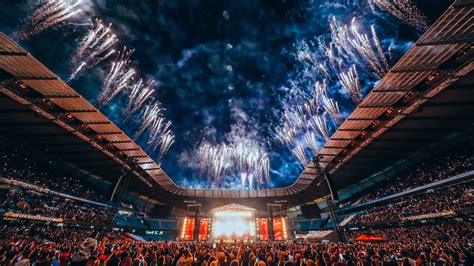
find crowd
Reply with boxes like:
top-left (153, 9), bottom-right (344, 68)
top-left (0, 218), bottom-right (472, 265)
top-left (352, 181), bottom-right (473, 225)
top-left (358, 145), bottom-right (473, 204)
top-left (0, 187), bottom-right (109, 224)
top-left (0, 146), bottom-right (106, 202)
top-left (344, 220), bottom-right (472, 265)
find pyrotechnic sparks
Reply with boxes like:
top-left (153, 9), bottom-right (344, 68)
top-left (124, 79), bottom-right (154, 120)
top-left (371, 25), bottom-right (390, 71)
top-left (148, 117), bottom-right (166, 145)
top-left (157, 132), bottom-right (175, 159)
top-left (68, 19), bottom-right (117, 81)
top-left (339, 65), bottom-right (361, 104)
top-left (196, 140), bottom-right (270, 187)
top-left (133, 102), bottom-right (175, 159)
top-left (197, 143), bottom-right (232, 183)
top-left (16, 0), bottom-right (82, 40)
top-left (304, 131), bottom-right (319, 156)
top-left (233, 141), bottom-right (270, 185)
top-left (134, 102), bottom-right (163, 140)
top-left (314, 81), bottom-right (343, 125)
top-left (310, 112), bottom-right (330, 141)
top-left (369, 0), bottom-right (428, 30)
top-left (292, 144), bottom-right (309, 166)
top-left (330, 17), bottom-right (389, 78)
top-left (98, 48), bottom-right (135, 106)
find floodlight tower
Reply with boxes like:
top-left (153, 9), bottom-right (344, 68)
top-left (312, 156), bottom-right (346, 243)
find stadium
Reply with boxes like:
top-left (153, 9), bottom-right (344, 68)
top-left (0, 0), bottom-right (473, 265)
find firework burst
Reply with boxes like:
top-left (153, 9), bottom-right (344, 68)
top-left (134, 102), bottom-right (163, 140)
top-left (197, 142), bottom-right (233, 183)
top-left (310, 112), bottom-right (330, 141)
top-left (369, 0), bottom-right (428, 30)
top-left (17, 0), bottom-right (82, 40)
top-left (68, 19), bottom-right (117, 81)
top-left (314, 81), bottom-right (343, 125)
top-left (304, 131), bottom-right (320, 156)
top-left (292, 144), bottom-right (309, 166)
top-left (157, 132), bottom-right (175, 159)
top-left (124, 79), bottom-right (154, 120)
top-left (339, 65), bottom-right (361, 104)
top-left (330, 16), bottom-right (389, 78)
top-left (196, 139), bottom-right (270, 187)
top-left (97, 48), bottom-right (135, 106)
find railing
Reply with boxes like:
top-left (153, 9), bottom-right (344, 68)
top-left (337, 170), bottom-right (474, 214)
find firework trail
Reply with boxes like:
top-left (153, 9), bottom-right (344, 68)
top-left (233, 141), bottom-right (270, 185)
top-left (310, 112), bottom-right (330, 140)
top-left (369, 0), bottom-right (428, 30)
top-left (241, 173), bottom-right (247, 187)
top-left (97, 48), bottom-right (135, 106)
top-left (339, 65), bottom-right (361, 104)
top-left (314, 81), bottom-right (343, 125)
top-left (147, 117), bottom-right (166, 145)
top-left (148, 119), bottom-right (173, 154)
top-left (197, 143), bottom-right (233, 183)
top-left (68, 19), bottom-right (117, 81)
top-left (330, 17), bottom-right (389, 78)
top-left (304, 131), bottom-right (320, 157)
top-left (124, 79), bottom-right (154, 120)
top-left (16, 0), bottom-right (82, 40)
top-left (134, 102), bottom-right (163, 140)
top-left (330, 16), bottom-right (358, 63)
top-left (158, 132), bottom-right (175, 159)
top-left (371, 25), bottom-right (390, 70)
top-left (196, 140), bottom-right (270, 186)
top-left (349, 18), bottom-right (388, 78)
top-left (132, 101), bottom-right (174, 159)
top-left (275, 125), bottom-right (297, 147)
top-left (292, 144), bottom-right (309, 166)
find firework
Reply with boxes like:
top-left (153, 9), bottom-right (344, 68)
top-left (134, 102), bottom-right (163, 140)
top-left (371, 25), bottom-right (390, 70)
top-left (197, 142), bottom-right (232, 183)
top-left (17, 0), bottom-right (82, 40)
top-left (98, 48), bottom-right (135, 106)
top-left (349, 18), bottom-right (388, 78)
top-left (369, 0), bottom-right (428, 30)
top-left (292, 144), bottom-right (309, 166)
top-left (330, 16), bottom-right (358, 63)
top-left (315, 81), bottom-right (343, 125)
top-left (124, 79), bottom-right (154, 120)
top-left (304, 131), bottom-right (320, 157)
top-left (68, 61), bottom-right (86, 82)
top-left (339, 65), bottom-right (361, 104)
top-left (310, 112), bottom-right (330, 140)
top-left (330, 17), bottom-right (389, 78)
top-left (68, 19), bottom-right (117, 81)
top-left (147, 117), bottom-right (166, 145)
top-left (233, 141), bottom-right (270, 185)
top-left (196, 139), bottom-right (270, 186)
top-left (275, 125), bottom-right (296, 147)
top-left (158, 132), bottom-right (175, 158)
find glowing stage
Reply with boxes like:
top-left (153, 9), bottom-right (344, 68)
top-left (211, 204), bottom-right (256, 241)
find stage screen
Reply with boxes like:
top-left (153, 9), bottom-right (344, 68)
top-left (212, 210), bottom-right (255, 240)
top-left (181, 217), bottom-right (195, 241)
top-left (198, 218), bottom-right (210, 241)
top-left (257, 218), bottom-right (269, 240)
top-left (273, 217), bottom-right (287, 240)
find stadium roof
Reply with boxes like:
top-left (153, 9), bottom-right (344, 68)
top-left (0, 0), bottom-right (472, 210)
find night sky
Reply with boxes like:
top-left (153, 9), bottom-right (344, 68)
top-left (0, 0), bottom-right (452, 189)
